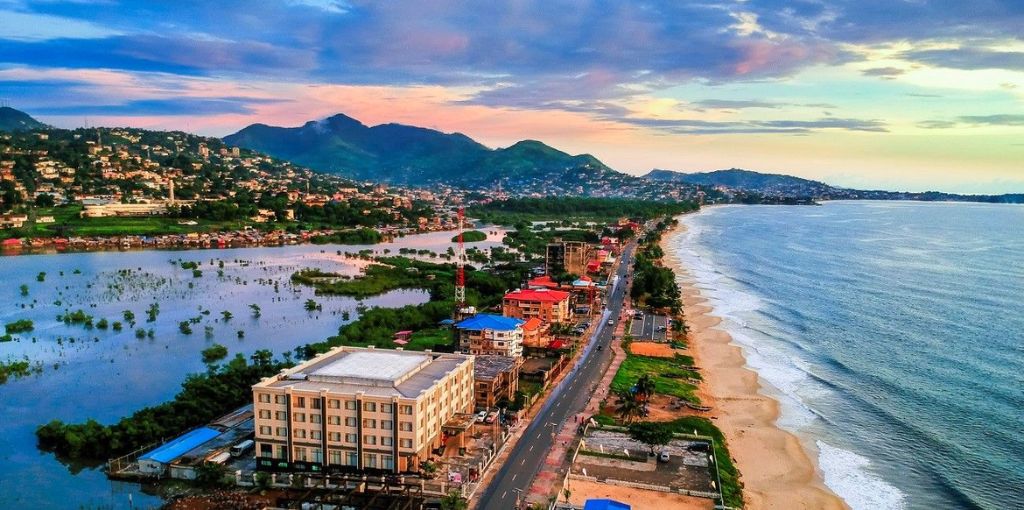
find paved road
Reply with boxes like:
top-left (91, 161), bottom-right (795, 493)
top-left (477, 243), bottom-right (635, 510)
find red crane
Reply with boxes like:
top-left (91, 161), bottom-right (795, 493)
top-left (454, 207), bottom-right (466, 312)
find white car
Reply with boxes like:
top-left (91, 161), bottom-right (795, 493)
top-left (475, 411), bottom-right (487, 423)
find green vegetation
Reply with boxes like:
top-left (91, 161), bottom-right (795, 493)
top-left (19, 284), bottom-right (28, 296)
top-left (5, 319), bottom-right (34, 334)
top-left (301, 301), bottom-right (454, 356)
top-left (469, 197), bottom-right (698, 225)
top-left (628, 421), bottom-right (675, 455)
top-left (201, 344), bottom-right (229, 363)
top-left (180, 261), bottom-right (199, 270)
top-left (36, 351), bottom-right (288, 460)
top-left (96, 318), bottom-right (109, 330)
top-left (502, 224), bottom-right (599, 258)
top-left (293, 259), bottom-right (445, 297)
top-left (631, 220), bottom-right (682, 312)
top-left (453, 230), bottom-right (487, 243)
top-left (1, 359), bottom-right (41, 384)
top-left (36, 271), bottom-right (46, 282)
top-left (309, 228), bottom-right (382, 245)
top-left (179, 321), bottom-right (193, 335)
top-left (303, 299), bottom-right (321, 312)
top-left (611, 354), bottom-right (700, 403)
top-left (59, 309), bottom-right (94, 328)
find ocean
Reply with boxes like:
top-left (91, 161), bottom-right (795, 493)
top-left (671, 201), bottom-right (1024, 510)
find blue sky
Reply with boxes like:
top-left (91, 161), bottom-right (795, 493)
top-left (1, 0), bottom-right (1022, 193)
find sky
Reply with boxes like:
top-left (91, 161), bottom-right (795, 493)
top-left (1, 0), bottom-right (1022, 194)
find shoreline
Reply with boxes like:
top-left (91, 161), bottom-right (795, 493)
top-left (660, 216), bottom-right (849, 510)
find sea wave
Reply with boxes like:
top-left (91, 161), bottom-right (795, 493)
top-left (817, 441), bottom-right (907, 510)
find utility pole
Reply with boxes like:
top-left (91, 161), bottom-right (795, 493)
top-left (454, 207), bottom-right (466, 317)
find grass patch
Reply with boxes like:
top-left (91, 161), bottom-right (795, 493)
top-left (293, 257), bottom-right (453, 298)
top-left (405, 328), bottom-right (454, 351)
top-left (452, 230), bottom-right (487, 243)
top-left (610, 353), bottom-right (701, 403)
top-left (518, 379), bottom-right (543, 397)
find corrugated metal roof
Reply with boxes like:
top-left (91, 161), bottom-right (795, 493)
top-left (139, 427), bottom-right (221, 464)
top-left (455, 314), bottom-right (525, 332)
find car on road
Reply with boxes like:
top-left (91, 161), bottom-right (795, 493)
top-left (475, 411), bottom-right (487, 423)
top-left (607, 318), bottom-right (615, 325)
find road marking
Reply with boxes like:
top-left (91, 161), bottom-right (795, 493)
top-left (502, 491), bottom-right (507, 499)
top-left (512, 473), bottom-right (517, 481)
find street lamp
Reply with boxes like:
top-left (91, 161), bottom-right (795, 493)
top-left (512, 487), bottom-right (524, 509)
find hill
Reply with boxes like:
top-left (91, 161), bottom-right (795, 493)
top-left (0, 107), bottom-right (48, 132)
top-left (224, 114), bottom-right (620, 189)
top-left (644, 168), bottom-right (839, 197)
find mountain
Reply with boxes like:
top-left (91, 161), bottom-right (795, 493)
top-left (644, 168), bottom-right (1024, 204)
top-left (0, 107), bottom-right (48, 132)
top-left (224, 113), bottom-right (617, 188)
top-left (644, 168), bottom-right (839, 197)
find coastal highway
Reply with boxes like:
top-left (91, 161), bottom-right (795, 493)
top-left (477, 242), bottom-right (635, 510)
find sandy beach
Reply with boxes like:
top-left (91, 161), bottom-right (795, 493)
top-left (661, 219), bottom-right (849, 510)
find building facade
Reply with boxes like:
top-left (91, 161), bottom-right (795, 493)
top-left (252, 346), bottom-right (474, 474)
top-left (455, 314), bottom-right (525, 358)
top-left (546, 240), bottom-right (591, 275)
top-left (502, 288), bottom-right (573, 325)
top-left (473, 355), bottom-right (521, 410)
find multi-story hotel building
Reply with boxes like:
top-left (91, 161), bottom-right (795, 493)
top-left (252, 346), bottom-right (475, 474)
top-left (502, 288), bottom-right (573, 324)
top-left (455, 314), bottom-right (525, 358)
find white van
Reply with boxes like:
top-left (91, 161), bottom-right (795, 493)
top-left (230, 439), bottom-right (254, 457)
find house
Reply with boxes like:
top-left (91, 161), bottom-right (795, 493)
top-left (502, 288), bottom-right (573, 325)
top-left (455, 314), bottom-right (525, 358)
top-left (473, 355), bottom-right (521, 411)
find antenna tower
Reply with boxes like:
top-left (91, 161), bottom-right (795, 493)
top-left (454, 207), bottom-right (466, 313)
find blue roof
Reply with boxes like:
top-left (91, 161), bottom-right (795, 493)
top-left (139, 427), bottom-right (221, 464)
top-left (455, 314), bottom-right (524, 332)
top-left (584, 500), bottom-right (631, 510)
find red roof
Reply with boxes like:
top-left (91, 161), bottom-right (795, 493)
top-left (2, 239), bottom-right (22, 247)
top-left (504, 288), bottom-right (570, 302)
top-left (522, 318), bottom-right (543, 331)
top-left (548, 339), bottom-right (568, 349)
top-left (527, 275), bottom-right (560, 289)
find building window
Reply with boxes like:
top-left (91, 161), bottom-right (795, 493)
top-left (382, 454), bottom-right (394, 470)
top-left (400, 405), bottom-right (413, 415)
top-left (258, 393), bottom-right (271, 403)
top-left (345, 433), bottom-right (357, 444)
top-left (295, 429), bottom-right (307, 439)
top-left (328, 399), bottom-right (340, 409)
top-left (258, 409), bottom-right (271, 419)
top-left (310, 414), bottom-right (322, 424)
top-left (363, 401), bottom-right (377, 412)
top-left (311, 430), bottom-right (322, 440)
top-left (276, 445), bottom-right (287, 459)
top-left (295, 396), bottom-right (305, 408)
top-left (259, 426), bottom-right (272, 436)
top-left (276, 427), bottom-right (287, 437)
top-left (329, 450), bottom-right (342, 465)
top-left (295, 447), bottom-right (307, 462)
top-left (275, 395), bottom-right (286, 404)
top-left (381, 437), bottom-right (393, 447)
top-left (400, 439), bottom-right (412, 449)
top-left (329, 432), bottom-right (341, 442)
top-left (311, 399), bottom-right (322, 410)
top-left (260, 443), bottom-right (272, 458)
top-left (311, 447), bottom-right (323, 463)
top-left (364, 435), bottom-right (376, 445)
top-left (381, 420), bottom-right (393, 431)
top-left (345, 451), bottom-right (358, 466)
top-left (345, 400), bottom-right (357, 410)
top-left (399, 421), bottom-right (413, 432)
top-left (381, 403), bottom-right (393, 414)
top-left (328, 415), bottom-right (340, 425)
top-left (275, 411), bottom-right (287, 421)
top-left (294, 413), bottom-right (305, 423)
top-left (345, 417), bottom-right (357, 427)
top-left (364, 453), bottom-right (377, 469)
top-left (363, 418), bottom-right (376, 429)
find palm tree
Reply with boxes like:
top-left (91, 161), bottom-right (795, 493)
top-left (616, 389), bottom-right (643, 424)
top-left (635, 374), bottom-right (656, 401)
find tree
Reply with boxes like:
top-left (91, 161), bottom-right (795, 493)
top-left (440, 489), bottom-right (468, 510)
top-left (195, 462), bottom-right (230, 488)
top-left (628, 421), bottom-right (675, 456)
top-left (635, 374), bottom-right (656, 402)
top-left (304, 299), bottom-right (320, 312)
top-left (615, 389), bottom-right (644, 424)
top-left (249, 303), bottom-right (261, 318)
top-left (34, 193), bottom-right (55, 207)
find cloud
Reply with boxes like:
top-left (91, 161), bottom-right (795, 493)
top-left (31, 97), bottom-right (290, 116)
top-left (287, 0), bottom-right (349, 14)
top-left (916, 120), bottom-right (957, 129)
top-left (902, 47), bottom-right (1024, 72)
top-left (0, 9), bottom-right (120, 41)
top-left (861, 67), bottom-right (905, 78)
top-left (957, 114), bottom-right (1024, 126)
top-left (609, 116), bottom-right (887, 135)
top-left (692, 99), bottom-right (782, 109)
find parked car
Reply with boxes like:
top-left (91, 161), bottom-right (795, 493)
top-left (658, 451), bottom-right (671, 462)
top-left (607, 318), bottom-right (615, 325)
top-left (484, 411), bottom-right (498, 424)
top-left (475, 411), bottom-right (488, 423)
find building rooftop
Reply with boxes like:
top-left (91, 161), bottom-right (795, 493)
top-left (456, 314), bottom-right (525, 332)
top-left (504, 288), bottom-right (571, 302)
top-left (474, 355), bottom-right (519, 380)
top-left (256, 346), bottom-right (472, 399)
top-left (139, 427), bottom-right (221, 464)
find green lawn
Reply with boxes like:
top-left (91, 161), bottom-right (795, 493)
top-left (0, 205), bottom-right (271, 239)
top-left (610, 353), bottom-right (701, 403)
top-left (405, 328), bottom-right (454, 351)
